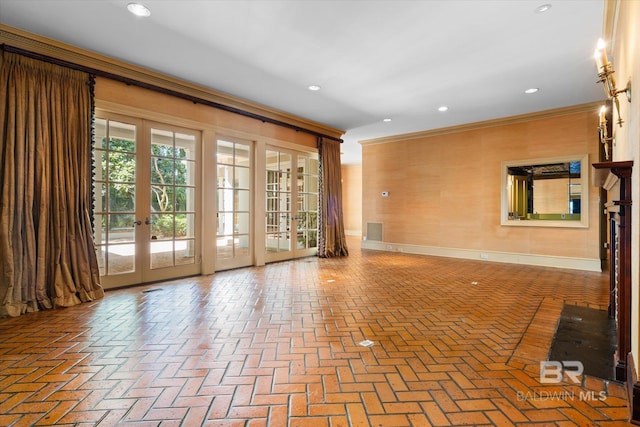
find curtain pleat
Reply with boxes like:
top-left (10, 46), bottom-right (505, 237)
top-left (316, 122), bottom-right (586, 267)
top-left (0, 51), bottom-right (104, 317)
top-left (317, 137), bottom-right (348, 258)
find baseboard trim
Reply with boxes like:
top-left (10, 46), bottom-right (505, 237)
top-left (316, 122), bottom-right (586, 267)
top-left (360, 240), bottom-right (602, 272)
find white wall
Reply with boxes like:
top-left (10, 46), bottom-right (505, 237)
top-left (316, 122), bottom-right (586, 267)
top-left (609, 0), bottom-right (640, 366)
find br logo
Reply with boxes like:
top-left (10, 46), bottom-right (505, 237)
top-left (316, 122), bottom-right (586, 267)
top-left (539, 361), bottom-right (584, 384)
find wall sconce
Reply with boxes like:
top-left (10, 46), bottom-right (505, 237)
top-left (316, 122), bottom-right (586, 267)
top-left (598, 105), bottom-right (612, 160)
top-left (594, 38), bottom-right (631, 127)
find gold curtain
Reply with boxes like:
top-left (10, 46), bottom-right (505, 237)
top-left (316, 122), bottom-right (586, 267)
top-left (0, 51), bottom-right (104, 317)
top-left (317, 137), bottom-right (348, 257)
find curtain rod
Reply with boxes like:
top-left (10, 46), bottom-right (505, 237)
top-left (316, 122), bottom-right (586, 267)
top-left (1, 44), bottom-right (343, 143)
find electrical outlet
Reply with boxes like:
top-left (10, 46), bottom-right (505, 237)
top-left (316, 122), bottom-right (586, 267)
top-left (480, 253), bottom-right (489, 259)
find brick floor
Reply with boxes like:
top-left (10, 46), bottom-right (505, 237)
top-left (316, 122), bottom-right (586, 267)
top-left (0, 237), bottom-right (632, 426)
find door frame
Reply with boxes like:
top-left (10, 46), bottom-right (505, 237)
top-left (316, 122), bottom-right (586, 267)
top-left (264, 145), bottom-right (319, 264)
top-left (93, 112), bottom-right (144, 288)
top-left (95, 101), bottom-right (320, 279)
top-left (214, 136), bottom-right (255, 271)
top-left (142, 120), bottom-right (202, 283)
top-left (94, 109), bottom-right (202, 288)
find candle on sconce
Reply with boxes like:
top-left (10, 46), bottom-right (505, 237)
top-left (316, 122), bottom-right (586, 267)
top-left (594, 50), bottom-right (604, 72)
top-left (595, 38), bottom-right (610, 72)
top-left (599, 106), bottom-right (607, 125)
top-left (593, 37), bottom-right (628, 128)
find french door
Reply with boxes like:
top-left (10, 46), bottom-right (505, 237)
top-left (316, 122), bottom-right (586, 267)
top-left (265, 147), bottom-right (319, 262)
top-left (93, 114), bottom-right (200, 288)
top-left (215, 138), bottom-right (253, 270)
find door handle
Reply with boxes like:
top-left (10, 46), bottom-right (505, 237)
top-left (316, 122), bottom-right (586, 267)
top-left (134, 218), bottom-right (151, 226)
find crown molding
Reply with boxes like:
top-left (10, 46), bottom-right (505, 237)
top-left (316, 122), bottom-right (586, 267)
top-left (359, 102), bottom-right (601, 146)
top-left (0, 24), bottom-right (344, 141)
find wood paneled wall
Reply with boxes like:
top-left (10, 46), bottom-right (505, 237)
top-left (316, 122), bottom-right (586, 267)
top-left (341, 164), bottom-right (362, 235)
top-left (361, 106), bottom-right (601, 264)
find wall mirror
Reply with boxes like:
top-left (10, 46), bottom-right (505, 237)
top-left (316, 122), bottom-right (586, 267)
top-left (501, 154), bottom-right (589, 228)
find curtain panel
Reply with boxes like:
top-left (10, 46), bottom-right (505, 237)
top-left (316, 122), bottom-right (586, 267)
top-left (317, 137), bottom-right (348, 258)
top-left (0, 51), bottom-right (103, 317)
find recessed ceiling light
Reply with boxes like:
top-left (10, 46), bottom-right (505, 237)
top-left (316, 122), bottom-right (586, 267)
top-left (525, 88), bottom-right (539, 94)
top-left (438, 106), bottom-right (449, 112)
top-left (308, 85), bottom-right (321, 91)
top-left (383, 118), bottom-right (392, 122)
top-left (535, 4), bottom-right (552, 13)
top-left (127, 3), bottom-right (151, 17)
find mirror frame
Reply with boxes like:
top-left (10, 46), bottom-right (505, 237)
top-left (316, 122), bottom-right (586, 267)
top-left (500, 154), bottom-right (589, 228)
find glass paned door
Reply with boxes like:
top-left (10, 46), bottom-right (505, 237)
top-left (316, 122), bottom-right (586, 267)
top-left (93, 115), bottom-right (201, 288)
top-left (266, 150), bottom-right (292, 256)
top-left (216, 139), bottom-right (253, 270)
top-left (93, 118), bottom-right (142, 285)
top-left (148, 127), bottom-right (199, 277)
top-left (296, 155), bottom-right (319, 252)
top-left (265, 147), bottom-right (318, 262)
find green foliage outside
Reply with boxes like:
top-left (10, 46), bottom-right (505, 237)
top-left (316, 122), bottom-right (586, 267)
top-left (102, 138), bottom-right (190, 238)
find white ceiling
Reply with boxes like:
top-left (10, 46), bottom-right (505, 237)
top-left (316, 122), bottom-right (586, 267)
top-left (0, 0), bottom-right (605, 164)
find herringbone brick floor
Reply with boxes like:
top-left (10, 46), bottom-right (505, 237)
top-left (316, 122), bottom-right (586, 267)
top-left (0, 237), bottom-right (631, 426)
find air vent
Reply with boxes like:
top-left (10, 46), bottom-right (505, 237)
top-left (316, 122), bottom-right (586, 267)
top-left (366, 222), bottom-right (383, 241)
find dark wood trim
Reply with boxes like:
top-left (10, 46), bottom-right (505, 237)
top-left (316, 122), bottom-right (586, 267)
top-left (628, 353), bottom-right (640, 424)
top-left (592, 161), bottom-right (634, 186)
top-left (634, 384), bottom-right (640, 426)
top-left (592, 161), bottom-right (632, 384)
top-left (617, 202), bottom-right (630, 382)
top-left (609, 217), bottom-right (617, 318)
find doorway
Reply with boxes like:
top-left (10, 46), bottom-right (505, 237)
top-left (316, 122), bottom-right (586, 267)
top-left (215, 138), bottom-right (253, 270)
top-left (93, 115), bottom-right (201, 288)
top-left (265, 147), bottom-right (319, 262)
